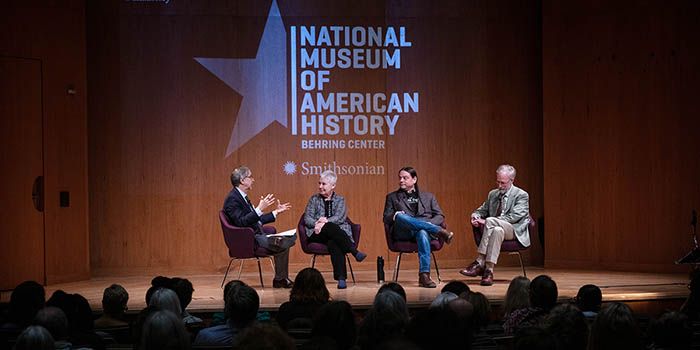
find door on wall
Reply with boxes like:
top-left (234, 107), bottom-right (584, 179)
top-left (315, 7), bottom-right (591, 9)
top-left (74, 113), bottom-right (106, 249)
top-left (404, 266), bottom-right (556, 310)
top-left (0, 56), bottom-right (45, 290)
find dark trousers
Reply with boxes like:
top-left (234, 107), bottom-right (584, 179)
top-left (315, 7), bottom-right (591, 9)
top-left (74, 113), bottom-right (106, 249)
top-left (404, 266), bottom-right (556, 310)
top-left (255, 233), bottom-right (296, 280)
top-left (308, 222), bottom-right (356, 280)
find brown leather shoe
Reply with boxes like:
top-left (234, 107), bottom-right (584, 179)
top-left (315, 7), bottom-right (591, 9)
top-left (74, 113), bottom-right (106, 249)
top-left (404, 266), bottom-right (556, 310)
top-left (418, 272), bottom-right (437, 288)
top-left (272, 278), bottom-right (294, 288)
top-left (459, 261), bottom-right (484, 277)
top-left (438, 229), bottom-right (454, 244)
top-left (480, 269), bottom-right (494, 286)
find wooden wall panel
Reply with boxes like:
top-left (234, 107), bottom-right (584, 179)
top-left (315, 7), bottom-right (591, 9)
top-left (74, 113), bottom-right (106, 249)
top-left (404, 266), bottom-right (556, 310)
top-left (0, 57), bottom-right (44, 289)
top-left (0, 1), bottom-right (89, 284)
top-left (543, 0), bottom-right (700, 272)
top-left (87, 0), bottom-right (543, 276)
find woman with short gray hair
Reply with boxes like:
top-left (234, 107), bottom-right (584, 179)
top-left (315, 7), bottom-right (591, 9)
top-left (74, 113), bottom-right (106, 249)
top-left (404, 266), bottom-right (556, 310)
top-left (303, 171), bottom-right (367, 289)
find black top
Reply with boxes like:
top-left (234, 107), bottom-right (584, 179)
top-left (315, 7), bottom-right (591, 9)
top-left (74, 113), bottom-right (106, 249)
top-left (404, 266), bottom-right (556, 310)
top-left (405, 190), bottom-right (420, 215)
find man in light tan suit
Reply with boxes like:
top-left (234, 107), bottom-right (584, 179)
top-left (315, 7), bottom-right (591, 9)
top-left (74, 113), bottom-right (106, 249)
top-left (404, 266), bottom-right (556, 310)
top-left (460, 164), bottom-right (530, 286)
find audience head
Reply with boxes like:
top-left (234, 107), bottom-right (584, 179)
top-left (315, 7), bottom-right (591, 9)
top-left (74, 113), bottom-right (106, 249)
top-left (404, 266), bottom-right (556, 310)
top-left (441, 280), bottom-right (470, 299)
top-left (171, 277), bottom-right (195, 312)
top-left (149, 287), bottom-right (182, 316)
top-left (69, 293), bottom-right (95, 332)
top-left (102, 284), bottom-right (129, 316)
top-left (358, 291), bottom-right (410, 349)
top-left (139, 310), bottom-right (191, 350)
top-left (226, 284), bottom-right (260, 328)
top-left (151, 275), bottom-right (173, 288)
top-left (372, 290), bottom-right (409, 319)
top-left (648, 311), bottom-right (692, 350)
top-left (34, 306), bottom-right (69, 341)
top-left (575, 284), bottom-right (602, 313)
top-left (289, 267), bottom-right (330, 304)
top-left (8, 280), bottom-right (45, 328)
top-left (146, 276), bottom-right (173, 304)
top-left (377, 282), bottom-right (406, 301)
top-left (689, 268), bottom-right (700, 295)
top-left (13, 325), bottom-right (55, 350)
top-left (223, 279), bottom-right (247, 300)
top-left (232, 323), bottom-right (295, 350)
top-left (468, 291), bottom-right (491, 330)
top-left (504, 276), bottom-right (530, 315)
top-left (46, 291), bottom-right (95, 332)
top-left (45, 290), bottom-right (69, 308)
top-left (407, 307), bottom-right (465, 349)
top-left (543, 303), bottom-right (588, 350)
top-left (588, 302), bottom-right (642, 350)
top-left (132, 305), bottom-right (159, 349)
top-left (312, 301), bottom-right (357, 350)
top-left (448, 297), bottom-right (474, 322)
top-left (145, 286), bottom-right (157, 305)
top-left (430, 291), bottom-right (458, 309)
top-left (529, 275), bottom-right (558, 311)
top-left (514, 326), bottom-right (557, 350)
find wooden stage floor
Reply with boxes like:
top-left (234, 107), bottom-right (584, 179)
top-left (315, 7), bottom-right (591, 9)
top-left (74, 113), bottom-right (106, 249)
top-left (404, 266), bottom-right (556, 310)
top-left (1, 267), bottom-right (690, 314)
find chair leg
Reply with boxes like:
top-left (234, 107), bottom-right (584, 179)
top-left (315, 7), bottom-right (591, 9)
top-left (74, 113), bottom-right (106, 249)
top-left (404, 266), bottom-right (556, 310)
top-left (268, 256), bottom-right (275, 272)
top-left (221, 258), bottom-right (234, 288)
top-left (257, 258), bottom-right (265, 288)
top-left (431, 252), bottom-right (441, 282)
top-left (393, 253), bottom-right (403, 282)
top-left (237, 259), bottom-right (245, 280)
top-left (346, 255), bottom-right (356, 284)
top-left (311, 255), bottom-right (317, 269)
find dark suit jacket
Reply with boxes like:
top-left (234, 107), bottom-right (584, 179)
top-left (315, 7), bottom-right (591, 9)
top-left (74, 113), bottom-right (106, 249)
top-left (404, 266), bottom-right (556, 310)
top-left (383, 189), bottom-right (445, 227)
top-left (223, 188), bottom-right (275, 235)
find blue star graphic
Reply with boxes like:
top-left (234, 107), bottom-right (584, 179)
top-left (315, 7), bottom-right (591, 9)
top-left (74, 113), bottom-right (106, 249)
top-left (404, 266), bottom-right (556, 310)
top-left (195, 0), bottom-right (287, 157)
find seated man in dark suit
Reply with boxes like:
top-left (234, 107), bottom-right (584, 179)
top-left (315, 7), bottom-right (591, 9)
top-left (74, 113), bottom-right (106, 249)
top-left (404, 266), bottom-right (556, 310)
top-left (383, 166), bottom-right (454, 288)
top-left (224, 166), bottom-right (294, 288)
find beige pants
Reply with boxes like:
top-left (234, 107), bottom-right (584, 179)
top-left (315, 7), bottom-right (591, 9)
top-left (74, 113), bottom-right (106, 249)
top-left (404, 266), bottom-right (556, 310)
top-left (478, 217), bottom-right (515, 264)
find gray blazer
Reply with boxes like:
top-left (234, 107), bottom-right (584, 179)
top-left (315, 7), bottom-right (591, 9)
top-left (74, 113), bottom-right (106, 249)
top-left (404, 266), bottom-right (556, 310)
top-left (303, 193), bottom-right (353, 242)
top-left (383, 189), bottom-right (445, 227)
top-left (473, 185), bottom-right (530, 247)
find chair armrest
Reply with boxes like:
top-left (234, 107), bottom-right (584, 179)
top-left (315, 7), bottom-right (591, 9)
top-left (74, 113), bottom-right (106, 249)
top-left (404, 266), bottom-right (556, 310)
top-left (262, 226), bottom-right (277, 235)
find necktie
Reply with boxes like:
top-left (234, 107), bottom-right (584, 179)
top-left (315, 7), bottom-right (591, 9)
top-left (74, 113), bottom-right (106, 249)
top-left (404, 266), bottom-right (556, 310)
top-left (495, 193), bottom-right (505, 216)
top-left (245, 196), bottom-right (255, 210)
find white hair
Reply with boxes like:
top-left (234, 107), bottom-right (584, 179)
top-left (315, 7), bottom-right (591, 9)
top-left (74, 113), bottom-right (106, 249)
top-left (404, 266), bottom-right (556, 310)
top-left (496, 164), bottom-right (516, 180)
top-left (320, 170), bottom-right (337, 185)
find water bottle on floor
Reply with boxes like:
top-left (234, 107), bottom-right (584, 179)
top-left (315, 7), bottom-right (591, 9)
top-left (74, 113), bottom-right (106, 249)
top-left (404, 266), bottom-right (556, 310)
top-left (377, 256), bottom-right (385, 283)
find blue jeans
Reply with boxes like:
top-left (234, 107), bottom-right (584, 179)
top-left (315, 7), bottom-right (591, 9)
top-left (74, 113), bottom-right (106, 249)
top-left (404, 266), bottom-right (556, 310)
top-left (393, 213), bottom-right (441, 272)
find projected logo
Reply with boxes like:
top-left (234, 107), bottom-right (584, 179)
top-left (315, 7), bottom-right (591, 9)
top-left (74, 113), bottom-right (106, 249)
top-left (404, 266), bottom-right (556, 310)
top-left (282, 160), bottom-right (385, 176)
top-left (195, 0), bottom-right (418, 174)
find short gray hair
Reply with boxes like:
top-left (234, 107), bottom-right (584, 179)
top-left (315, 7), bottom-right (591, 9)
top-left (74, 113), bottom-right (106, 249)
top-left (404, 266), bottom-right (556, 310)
top-left (430, 291), bottom-right (459, 309)
top-left (320, 170), bottom-right (337, 185)
top-left (496, 164), bottom-right (516, 180)
top-left (231, 166), bottom-right (251, 186)
top-left (148, 288), bottom-right (182, 316)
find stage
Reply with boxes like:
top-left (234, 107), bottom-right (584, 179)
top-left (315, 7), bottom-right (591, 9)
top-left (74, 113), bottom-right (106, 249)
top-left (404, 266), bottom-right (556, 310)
top-left (2, 267), bottom-right (690, 316)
